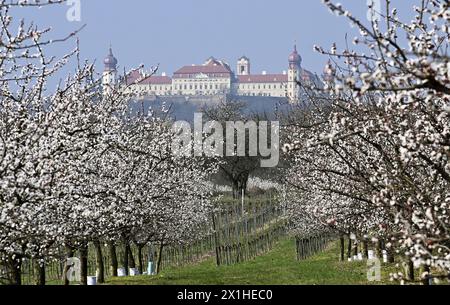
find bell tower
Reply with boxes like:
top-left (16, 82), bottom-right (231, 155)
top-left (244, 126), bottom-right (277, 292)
top-left (103, 47), bottom-right (118, 95)
top-left (237, 56), bottom-right (251, 76)
top-left (287, 45), bottom-right (302, 101)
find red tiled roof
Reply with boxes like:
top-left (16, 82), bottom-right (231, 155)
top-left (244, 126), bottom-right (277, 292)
top-left (237, 74), bottom-right (288, 83)
top-left (174, 65), bottom-right (232, 75)
top-left (125, 70), bottom-right (140, 83)
top-left (126, 70), bottom-right (172, 85)
top-left (139, 76), bottom-right (172, 85)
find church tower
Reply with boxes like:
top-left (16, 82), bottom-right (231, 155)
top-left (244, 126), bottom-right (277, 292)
top-left (237, 56), bottom-right (251, 76)
top-left (287, 45), bottom-right (302, 101)
top-left (103, 47), bottom-right (118, 95)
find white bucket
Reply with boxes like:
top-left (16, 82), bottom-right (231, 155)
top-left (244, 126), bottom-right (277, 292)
top-left (368, 250), bottom-right (374, 260)
top-left (148, 262), bottom-right (155, 275)
top-left (357, 253), bottom-right (363, 261)
top-left (87, 276), bottom-right (97, 286)
top-left (129, 268), bottom-right (138, 276)
top-left (117, 268), bottom-right (126, 277)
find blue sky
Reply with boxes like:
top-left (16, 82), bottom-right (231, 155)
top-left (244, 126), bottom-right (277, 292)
top-left (16, 0), bottom-right (415, 83)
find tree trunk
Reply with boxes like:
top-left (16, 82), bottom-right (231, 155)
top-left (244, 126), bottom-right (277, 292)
top-left (148, 243), bottom-right (156, 274)
top-left (407, 259), bottom-right (415, 282)
top-left (128, 245), bottom-right (136, 270)
top-left (387, 247), bottom-right (395, 263)
top-left (231, 175), bottom-right (249, 200)
top-left (123, 240), bottom-right (129, 276)
top-left (79, 244), bottom-right (88, 285)
top-left (35, 260), bottom-right (46, 286)
top-left (156, 242), bottom-right (164, 274)
top-left (339, 235), bottom-right (345, 261)
top-left (347, 236), bottom-right (352, 259)
top-left (376, 239), bottom-right (383, 259)
top-left (93, 240), bottom-right (105, 284)
top-left (108, 242), bottom-right (118, 277)
top-left (137, 245), bottom-right (144, 275)
top-left (363, 239), bottom-right (369, 259)
top-left (8, 256), bottom-right (22, 285)
top-left (63, 245), bottom-right (74, 285)
top-left (232, 181), bottom-right (240, 200)
top-left (422, 265), bottom-right (431, 285)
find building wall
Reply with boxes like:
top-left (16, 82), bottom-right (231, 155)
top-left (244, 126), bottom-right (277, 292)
top-left (102, 70), bottom-right (116, 95)
top-left (234, 82), bottom-right (287, 97)
top-left (172, 76), bottom-right (231, 96)
top-left (125, 84), bottom-right (171, 96)
top-left (126, 79), bottom-right (290, 97)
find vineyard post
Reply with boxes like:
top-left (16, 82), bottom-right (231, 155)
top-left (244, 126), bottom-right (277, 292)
top-left (212, 212), bottom-right (221, 266)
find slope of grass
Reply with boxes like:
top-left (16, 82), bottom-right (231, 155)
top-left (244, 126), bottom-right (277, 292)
top-left (107, 239), bottom-right (397, 285)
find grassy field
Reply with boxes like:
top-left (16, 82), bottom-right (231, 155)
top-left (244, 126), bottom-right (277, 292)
top-left (107, 238), bottom-right (398, 285)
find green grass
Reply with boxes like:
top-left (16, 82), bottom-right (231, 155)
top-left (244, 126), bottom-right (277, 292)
top-left (107, 239), bottom-right (398, 285)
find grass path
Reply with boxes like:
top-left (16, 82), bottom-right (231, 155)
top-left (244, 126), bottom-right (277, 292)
top-left (108, 238), bottom-right (397, 285)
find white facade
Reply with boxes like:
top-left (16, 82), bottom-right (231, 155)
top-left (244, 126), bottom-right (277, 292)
top-left (172, 76), bottom-right (232, 96)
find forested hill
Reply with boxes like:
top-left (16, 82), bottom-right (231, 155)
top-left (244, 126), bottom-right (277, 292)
top-left (128, 95), bottom-right (294, 122)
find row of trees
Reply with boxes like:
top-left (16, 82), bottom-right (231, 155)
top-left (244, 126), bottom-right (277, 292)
top-left (0, 1), bottom-right (216, 284)
top-left (283, 0), bottom-right (449, 283)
